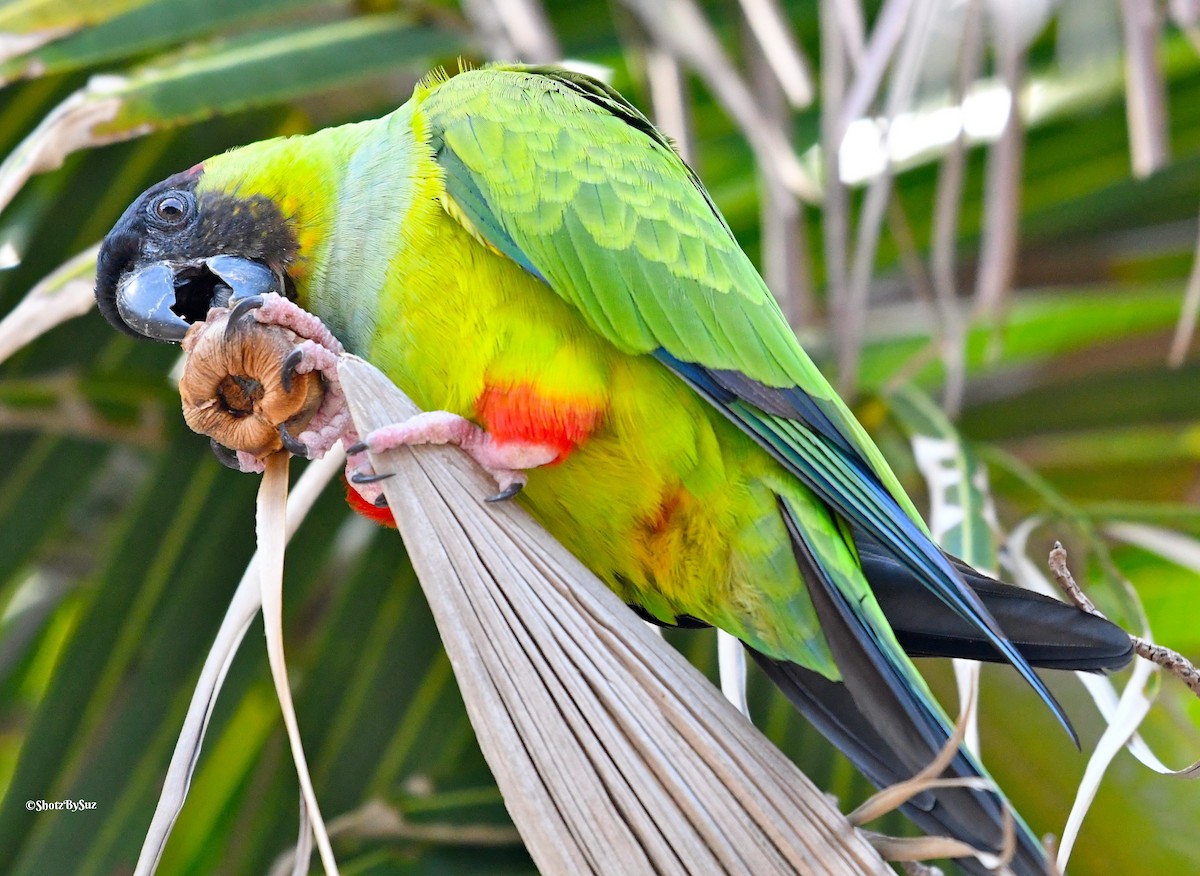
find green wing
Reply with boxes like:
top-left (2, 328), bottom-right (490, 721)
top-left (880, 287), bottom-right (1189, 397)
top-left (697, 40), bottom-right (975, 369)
top-left (420, 66), bottom-right (915, 509)
top-left (417, 65), bottom-right (1072, 733)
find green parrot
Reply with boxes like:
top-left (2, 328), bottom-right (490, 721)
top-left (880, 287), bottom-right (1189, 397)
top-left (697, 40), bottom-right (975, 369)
top-left (95, 65), bottom-right (1132, 875)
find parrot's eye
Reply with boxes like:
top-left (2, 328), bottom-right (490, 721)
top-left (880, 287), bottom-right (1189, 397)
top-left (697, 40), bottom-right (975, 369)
top-left (149, 192), bottom-right (192, 226)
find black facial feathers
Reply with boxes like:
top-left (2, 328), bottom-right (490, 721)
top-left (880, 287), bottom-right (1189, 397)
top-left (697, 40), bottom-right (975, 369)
top-left (95, 168), bottom-right (201, 335)
top-left (94, 164), bottom-right (298, 336)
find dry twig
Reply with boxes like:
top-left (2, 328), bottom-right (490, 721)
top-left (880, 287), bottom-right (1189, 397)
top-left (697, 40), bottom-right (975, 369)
top-left (744, 20), bottom-right (816, 329)
top-left (820, 0), bottom-right (851, 390)
top-left (900, 861), bottom-right (944, 876)
top-left (1048, 542), bottom-right (1200, 698)
top-left (929, 0), bottom-right (984, 417)
top-left (618, 0), bottom-right (819, 200)
top-left (460, 0), bottom-right (560, 63)
top-left (1119, 0), bottom-right (1170, 177)
top-left (847, 671), bottom-right (1014, 872)
top-left (1167, 206), bottom-right (1200, 367)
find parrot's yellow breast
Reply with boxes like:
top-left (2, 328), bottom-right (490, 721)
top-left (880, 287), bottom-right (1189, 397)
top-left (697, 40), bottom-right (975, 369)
top-left (347, 162), bottom-right (815, 657)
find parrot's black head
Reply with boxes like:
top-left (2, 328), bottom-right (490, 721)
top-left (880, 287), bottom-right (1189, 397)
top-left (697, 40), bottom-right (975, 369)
top-left (95, 164), bottom-right (298, 342)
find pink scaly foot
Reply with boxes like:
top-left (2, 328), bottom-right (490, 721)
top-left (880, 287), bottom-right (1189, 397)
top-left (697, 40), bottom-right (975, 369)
top-left (216, 294), bottom-right (551, 506)
top-left (349, 412), bottom-right (559, 503)
top-left (218, 292), bottom-right (351, 473)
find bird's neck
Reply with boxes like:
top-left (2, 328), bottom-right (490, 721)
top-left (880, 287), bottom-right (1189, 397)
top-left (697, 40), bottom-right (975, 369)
top-left (296, 101), bottom-right (432, 353)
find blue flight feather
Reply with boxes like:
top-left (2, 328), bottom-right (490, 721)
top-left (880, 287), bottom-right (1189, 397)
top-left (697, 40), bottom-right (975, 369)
top-left (657, 349), bottom-right (1079, 746)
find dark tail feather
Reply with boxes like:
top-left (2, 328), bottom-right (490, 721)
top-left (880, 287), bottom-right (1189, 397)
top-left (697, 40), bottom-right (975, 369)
top-left (751, 652), bottom-right (1045, 876)
top-left (627, 538), bottom-right (1134, 672)
top-left (856, 535), bottom-right (1134, 671)
top-left (778, 503), bottom-right (1050, 876)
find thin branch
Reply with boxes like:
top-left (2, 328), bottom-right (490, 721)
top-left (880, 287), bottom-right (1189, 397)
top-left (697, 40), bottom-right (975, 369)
top-left (971, 40), bottom-right (1025, 327)
top-left (618, 0), bottom-right (820, 200)
top-left (269, 799), bottom-right (522, 875)
top-left (0, 372), bottom-right (164, 447)
top-left (460, 0), bottom-right (560, 62)
top-left (744, 20), bottom-right (817, 328)
top-left (836, 0), bottom-right (916, 138)
top-left (488, 0), bottom-right (560, 62)
top-left (879, 341), bottom-right (941, 396)
top-left (821, 0), bottom-right (851, 388)
top-left (930, 0), bottom-right (984, 417)
top-left (901, 862), bottom-right (944, 876)
top-left (1047, 542), bottom-right (1104, 617)
top-left (839, 0), bottom-right (937, 394)
top-left (1168, 207), bottom-right (1200, 366)
top-left (735, 0), bottom-right (814, 107)
top-left (1048, 542), bottom-right (1200, 698)
top-left (886, 198), bottom-right (934, 311)
top-left (833, 0), bottom-right (867, 67)
top-left (1118, 0), bottom-right (1170, 177)
top-left (1132, 639), bottom-right (1200, 698)
top-left (641, 41), bottom-right (695, 162)
top-left (458, 0), bottom-right (513, 59)
top-left (1170, 0), bottom-right (1200, 55)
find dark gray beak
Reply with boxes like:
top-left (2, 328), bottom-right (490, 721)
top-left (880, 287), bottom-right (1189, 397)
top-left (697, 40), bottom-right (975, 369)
top-left (115, 255), bottom-right (281, 343)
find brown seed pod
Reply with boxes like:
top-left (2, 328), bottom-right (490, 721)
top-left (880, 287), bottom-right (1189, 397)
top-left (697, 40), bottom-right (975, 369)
top-left (179, 309), bottom-right (324, 458)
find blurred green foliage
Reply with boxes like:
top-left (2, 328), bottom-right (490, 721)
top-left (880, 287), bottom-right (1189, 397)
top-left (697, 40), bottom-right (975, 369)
top-left (0, 1), bottom-right (1197, 873)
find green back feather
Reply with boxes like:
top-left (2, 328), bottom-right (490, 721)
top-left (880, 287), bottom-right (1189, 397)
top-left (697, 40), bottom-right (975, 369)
top-left (417, 65), bottom-right (927, 528)
top-left (415, 69), bottom-right (1078, 739)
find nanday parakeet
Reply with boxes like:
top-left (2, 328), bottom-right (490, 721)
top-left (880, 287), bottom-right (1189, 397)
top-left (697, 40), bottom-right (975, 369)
top-left (94, 66), bottom-right (1132, 875)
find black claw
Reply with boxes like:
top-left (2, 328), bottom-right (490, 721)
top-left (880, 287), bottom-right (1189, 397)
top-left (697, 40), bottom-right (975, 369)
top-left (224, 295), bottom-right (265, 340)
top-left (350, 469), bottom-right (393, 484)
top-left (210, 438), bottom-right (242, 471)
top-left (281, 347), bottom-right (304, 393)
top-left (278, 423), bottom-right (309, 458)
top-left (374, 494), bottom-right (390, 508)
top-left (486, 481), bottom-right (524, 503)
top-left (345, 441), bottom-right (369, 455)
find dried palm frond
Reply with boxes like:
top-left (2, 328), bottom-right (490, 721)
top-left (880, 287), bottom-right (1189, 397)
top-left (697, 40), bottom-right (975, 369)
top-left (341, 355), bottom-right (888, 876)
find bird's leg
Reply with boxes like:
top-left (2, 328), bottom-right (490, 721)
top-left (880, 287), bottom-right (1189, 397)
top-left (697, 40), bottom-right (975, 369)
top-left (216, 293), bottom-right (550, 505)
top-left (349, 413), bottom-right (559, 503)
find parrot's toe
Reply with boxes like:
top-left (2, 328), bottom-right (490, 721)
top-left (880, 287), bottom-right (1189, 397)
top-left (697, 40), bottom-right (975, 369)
top-left (350, 413), bottom-right (551, 504)
top-left (281, 347), bottom-right (305, 393)
top-left (278, 423), bottom-right (309, 458)
top-left (223, 295), bottom-right (265, 340)
top-left (341, 452), bottom-right (389, 509)
top-left (253, 293), bottom-right (346, 356)
top-left (210, 438), bottom-right (242, 471)
top-left (486, 476), bottom-right (526, 503)
top-left (214, 296), bottom-right (354, 464)
top-left (350, 469), bottom-right (393, 484)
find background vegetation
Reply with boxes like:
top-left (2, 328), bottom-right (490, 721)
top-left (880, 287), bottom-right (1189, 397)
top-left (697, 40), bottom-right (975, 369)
top-left (0, 0), bottom-right (1197, 873)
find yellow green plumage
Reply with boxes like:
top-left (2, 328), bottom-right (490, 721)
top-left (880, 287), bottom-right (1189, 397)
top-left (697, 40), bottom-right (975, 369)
top-left (96, 64), bottom-right (1138, 876)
